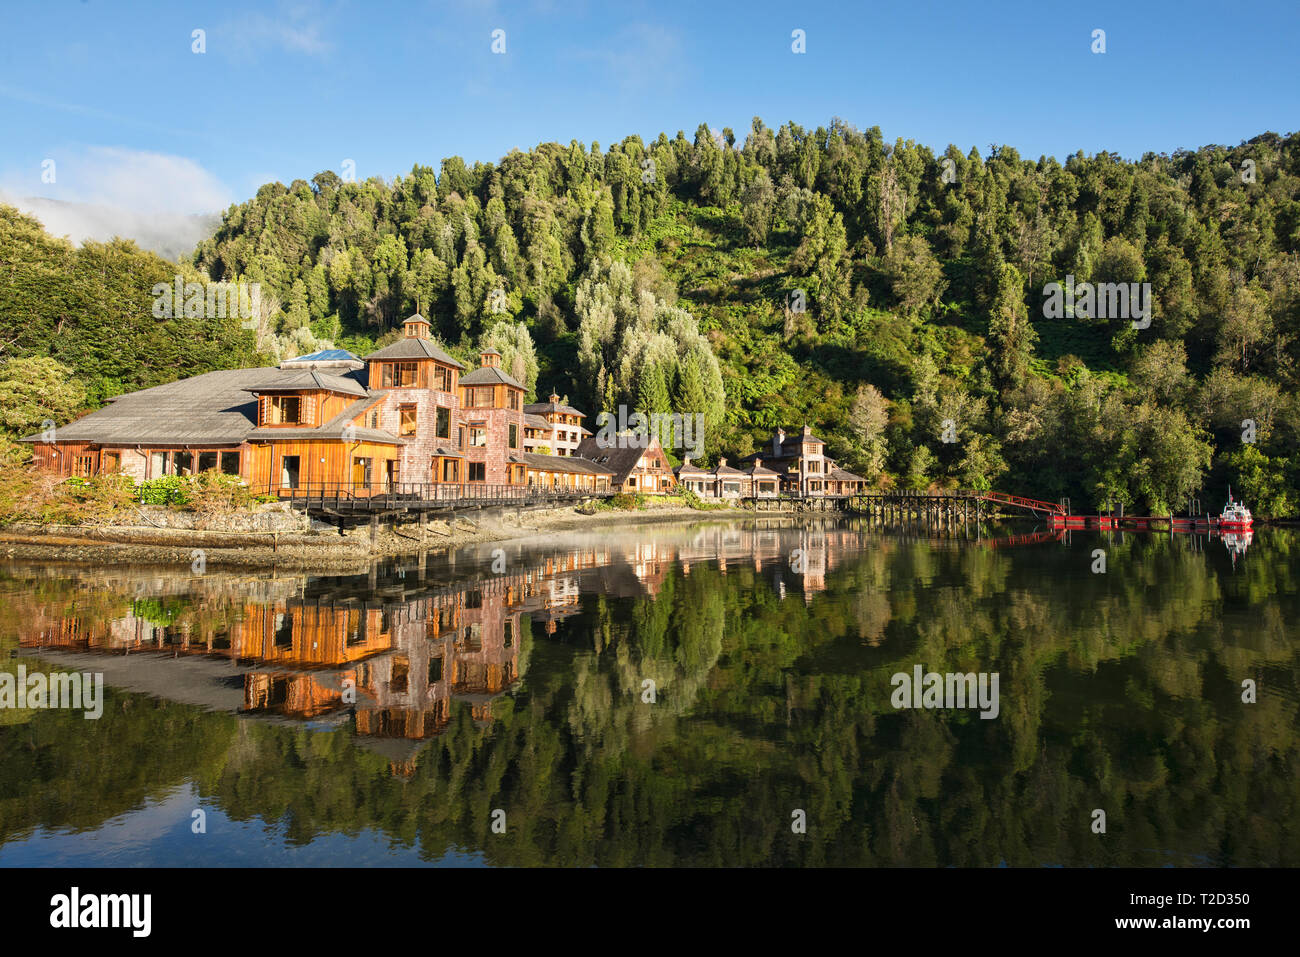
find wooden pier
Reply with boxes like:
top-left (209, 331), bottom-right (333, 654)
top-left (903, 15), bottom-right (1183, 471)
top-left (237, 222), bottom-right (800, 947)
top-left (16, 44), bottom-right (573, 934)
top-left (846, 488), bottom-right (1065, 525)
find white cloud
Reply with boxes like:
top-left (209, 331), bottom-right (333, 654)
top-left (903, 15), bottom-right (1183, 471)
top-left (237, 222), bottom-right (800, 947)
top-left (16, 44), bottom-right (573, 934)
top-left (221, 3), bottom-right (335, 58)
top-left (573, 23), bottom-right (684, 92)
top-left (0, 146), bottom-right (232, 259)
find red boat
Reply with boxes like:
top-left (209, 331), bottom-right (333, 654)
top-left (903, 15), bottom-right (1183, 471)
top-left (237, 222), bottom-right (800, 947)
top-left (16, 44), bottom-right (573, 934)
top-left (1219, 488), bottom-right (1253, 530)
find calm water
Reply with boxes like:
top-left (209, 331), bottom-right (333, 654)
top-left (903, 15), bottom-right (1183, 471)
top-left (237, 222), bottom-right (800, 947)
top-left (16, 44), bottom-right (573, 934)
top-left (0, 518), bottom-right (1295, 867)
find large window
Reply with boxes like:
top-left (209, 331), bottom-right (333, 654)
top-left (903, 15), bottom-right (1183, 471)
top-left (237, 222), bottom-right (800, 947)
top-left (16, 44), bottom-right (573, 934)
top-left (436, 406), bottom-right (451, 439)
top-left (266, 396), bottom-right (301, 424)
top-left (381, 362), bottom-right (420, 388)
top-left (507, 391), bottom-right (519, 410)
top-left (468, 387), bottom-right (494, 408)
top-left (220, 451), bottom-right (240, 475)
top-left (274, 613), bottom-right (293, 649)
top-left (389, 655), bottom-right (409, 695)
top-left (508, 423), bottom-right (518, 449)
top-left (434, 366), bottom-right (453, 392)
top-left (399, 404), bottom-right (417, 436)
top-left (468, 462), bottom-right (486, 482)
top-left (469, 425), bottom-right (487, 448)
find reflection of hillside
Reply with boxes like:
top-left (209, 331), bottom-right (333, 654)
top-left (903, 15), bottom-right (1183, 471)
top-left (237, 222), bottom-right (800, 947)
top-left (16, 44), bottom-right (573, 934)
top-left (3, 523), bottom-right (1295, 866)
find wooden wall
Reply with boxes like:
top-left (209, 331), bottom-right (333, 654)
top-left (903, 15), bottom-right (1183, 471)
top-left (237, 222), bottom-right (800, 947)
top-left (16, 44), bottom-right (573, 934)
top-left (248, 439), bottom-right (399, 493)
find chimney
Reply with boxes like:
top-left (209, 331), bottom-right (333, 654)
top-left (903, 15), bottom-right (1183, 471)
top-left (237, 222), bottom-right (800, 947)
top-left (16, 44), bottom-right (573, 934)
top-left (480, 349), bottom-right (502, 368)
top-left (754, 457), bottom-right (762, 470)
top-left (802, 424), bottom-right (812, 437)
top-left (718, 457), bottom-right (727, 468)
top-left (774, 429), bottom-right (785, 457)
top-left (683, 455), bottom-right (691, 467)
top-left (549, 392), bottom-right (559, 403)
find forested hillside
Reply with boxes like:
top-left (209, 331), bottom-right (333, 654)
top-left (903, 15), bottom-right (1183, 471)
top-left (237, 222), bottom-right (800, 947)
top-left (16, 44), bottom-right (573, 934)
top-left (0, 204), bottom-right (257, 443)
top-left (4, 120), bottom-right (1299, 514)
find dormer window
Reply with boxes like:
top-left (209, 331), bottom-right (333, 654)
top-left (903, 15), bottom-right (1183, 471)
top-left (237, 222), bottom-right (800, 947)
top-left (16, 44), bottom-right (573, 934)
top-left (265, 396), bottom-right (301, 424)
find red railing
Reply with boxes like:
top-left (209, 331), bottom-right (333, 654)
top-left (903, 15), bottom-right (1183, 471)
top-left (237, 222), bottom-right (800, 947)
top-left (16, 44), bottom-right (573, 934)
top-left (957, 489), bottom-right (1066, 516)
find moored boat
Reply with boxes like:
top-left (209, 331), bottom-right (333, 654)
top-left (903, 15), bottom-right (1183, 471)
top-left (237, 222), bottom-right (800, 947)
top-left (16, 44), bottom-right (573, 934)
top-left (1219, 488), bottom-right (1253, 530)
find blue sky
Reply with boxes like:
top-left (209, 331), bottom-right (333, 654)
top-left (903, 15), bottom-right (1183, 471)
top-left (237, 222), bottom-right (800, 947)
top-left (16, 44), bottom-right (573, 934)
top-left (0, 0), bottom-right (1296, 235)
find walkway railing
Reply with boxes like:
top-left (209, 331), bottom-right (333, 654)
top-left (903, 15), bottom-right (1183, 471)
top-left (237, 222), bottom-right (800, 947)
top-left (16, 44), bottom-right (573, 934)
top-left (848, 488), bottom-right (1067, 518)
top-left (956, 489), bottom-right (1066, 517)
top-left (262, 481), bottom-right (614, 512)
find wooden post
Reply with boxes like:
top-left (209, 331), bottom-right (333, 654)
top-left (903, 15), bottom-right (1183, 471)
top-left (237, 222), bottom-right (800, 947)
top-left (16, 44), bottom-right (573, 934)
top-left (370, 515), bottom-right (379, 550)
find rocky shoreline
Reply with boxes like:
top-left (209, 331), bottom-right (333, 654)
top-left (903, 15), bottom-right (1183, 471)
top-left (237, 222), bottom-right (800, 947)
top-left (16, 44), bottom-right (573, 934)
top-left (0, 503), bottom-right (745, 572)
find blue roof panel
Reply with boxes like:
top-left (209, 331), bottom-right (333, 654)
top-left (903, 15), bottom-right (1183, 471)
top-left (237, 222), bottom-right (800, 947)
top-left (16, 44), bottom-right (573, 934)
top-left (288, 349), bottom-right (360, 362)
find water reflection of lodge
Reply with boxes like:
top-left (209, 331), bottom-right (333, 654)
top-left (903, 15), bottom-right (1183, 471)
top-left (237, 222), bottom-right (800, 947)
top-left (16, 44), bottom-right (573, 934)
top-left (674, 523), bottom-right (859, 603)
top-left (15, 521), bottom-right (872, 772)
top-left (15, 554), bottom-right (612, 772)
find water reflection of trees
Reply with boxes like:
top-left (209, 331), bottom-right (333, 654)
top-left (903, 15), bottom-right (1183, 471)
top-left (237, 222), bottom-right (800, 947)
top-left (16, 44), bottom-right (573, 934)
top-left (0, 522), bottom-right (1295, 865)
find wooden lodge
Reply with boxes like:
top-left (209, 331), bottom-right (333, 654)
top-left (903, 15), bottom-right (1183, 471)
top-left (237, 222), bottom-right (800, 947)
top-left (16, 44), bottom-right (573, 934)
top-left (23, 314), bottom-right (616, 497)
top-left (22, 316), bottom-right (869, 505)
top-left (681, 427), bottom-right (864, 499)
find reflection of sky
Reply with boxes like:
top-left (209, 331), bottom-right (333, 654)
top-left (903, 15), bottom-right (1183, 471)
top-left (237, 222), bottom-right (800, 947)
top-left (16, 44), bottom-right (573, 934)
top-left (0, 782), bottom-right (484, 868)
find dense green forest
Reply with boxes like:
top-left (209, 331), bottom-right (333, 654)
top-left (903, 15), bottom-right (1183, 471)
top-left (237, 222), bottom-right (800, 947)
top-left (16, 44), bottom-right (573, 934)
top-left (3, 119), bottom-right (1299, 514)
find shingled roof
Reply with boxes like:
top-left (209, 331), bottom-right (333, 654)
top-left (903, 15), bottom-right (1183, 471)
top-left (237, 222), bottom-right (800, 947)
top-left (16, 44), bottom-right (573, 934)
top-left (507, 452), bottom-right (614, 475)
top-left (460, 365), bottom-right (523, 388)
top-left (20, 369), bottom-right (270, 446)
top-left (524, 399), bottom-right (585, 417)
top-left (676, 459), bottom-right (712, 476)
top-left (20, 369), bottom-right (401, 447)
top-left (574, 435), bottom-right (663, 486)
top-left (363, 336), bottom-right (464, 368)
top-left (243, 369), bottom-right (367, 397)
